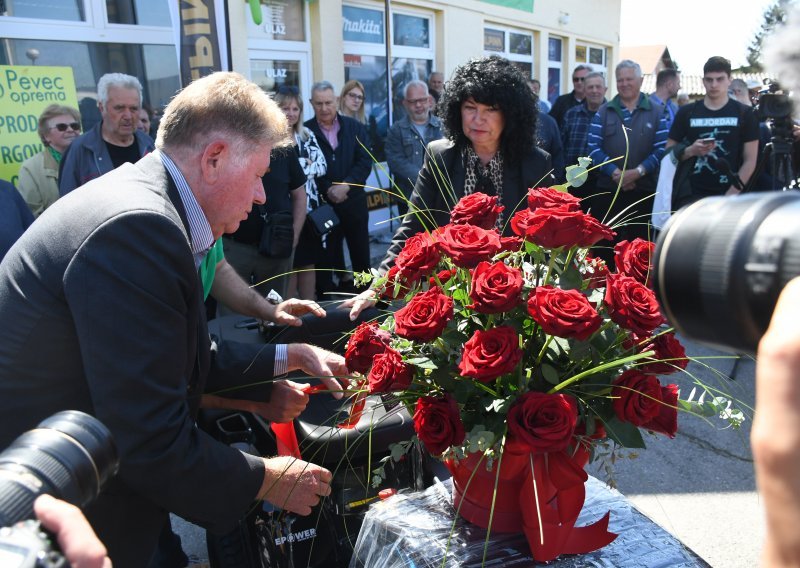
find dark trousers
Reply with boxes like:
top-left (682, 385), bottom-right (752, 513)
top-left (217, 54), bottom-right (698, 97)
top-left (317, 189), bottom-right (370, 296)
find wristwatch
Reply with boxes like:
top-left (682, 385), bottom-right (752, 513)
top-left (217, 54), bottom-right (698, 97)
top-left (636, 165), bottom-right (646, 177)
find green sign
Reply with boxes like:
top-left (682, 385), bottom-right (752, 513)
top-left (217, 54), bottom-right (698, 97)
top-left (480, 0), bottom-right (534, 11)
top-left (0, 65), bottom-right (78, 186)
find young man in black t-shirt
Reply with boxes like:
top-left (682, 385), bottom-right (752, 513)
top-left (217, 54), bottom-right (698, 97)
top-left (667, 56), bottom-right (759, 205)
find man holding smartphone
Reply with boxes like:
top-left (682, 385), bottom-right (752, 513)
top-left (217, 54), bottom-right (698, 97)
top-left (666, 56), bottom-right (759, 207)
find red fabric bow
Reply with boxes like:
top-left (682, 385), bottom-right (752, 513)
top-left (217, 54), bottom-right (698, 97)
top-left (518, 450), bottom-right (617, 561)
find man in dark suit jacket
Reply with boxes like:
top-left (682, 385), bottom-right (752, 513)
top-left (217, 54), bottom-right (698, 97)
top-left (305, 81), bottom-right (373, 295)
top-left (0, 72), bottom-right (345, 568)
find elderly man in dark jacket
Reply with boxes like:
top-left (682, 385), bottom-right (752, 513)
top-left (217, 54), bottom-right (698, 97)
top-left (0, 72), bottom-right (344, 567)
top-left (59, 73), bottom-right (154, 195)
top-left (305, 80), bottom-right (373, 294)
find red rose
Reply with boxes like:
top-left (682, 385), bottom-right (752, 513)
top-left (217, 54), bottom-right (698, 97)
top-left (614, 238), bottom-right (655, 286)
top-left (429, 268), bottom-right (456, 287)
top-left (450, 192), bottom-right (504, 229)
top-left (499, 235), bottom-right (524, 253)
top-left (433, 223), bottom-right (502, 268)
top-left (345, 321), bottom-right (392, 374)
top-left (368, 348), bottom-right (414, 393)
top-left (507, 392), bottom-right (578, 453)
top-left (458, 326), bottom-right (523, 382)
top-left (510, 208), bottom-right (536, 237)
top-left (527, 285), bottom-right (602, 341)
top-left (522, 205), bottom-right (615, 249)
top-left (468, 261), bottom-right (523, 314)
top-left (611, 370), bottom-right (663, 426)
top-left (394, 286), bottom-right (454, 341)
top-left (612, 371), bottom-right (678, 437)
top-left (583, 255), bottom-right (610, 289)
top-left (642, 382), bottom-right (678, 438)
top-left (395, 232), bottom-right (441, 283)
top-left (638, 332), bottom-right (689, 375)
top-left (413, 394), bottom-right (466, 454)
top-left (527, 187), bottom-right (581, 212)
top-left (604, 273), bottom-right (665, 335)
top-left (380, 265), bottom-right (411, 300)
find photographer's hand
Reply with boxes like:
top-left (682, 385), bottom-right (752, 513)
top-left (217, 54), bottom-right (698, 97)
top-left (34, 494), bottom-right (112, 568)
top-left (753, 276), bottom-right (800, 566)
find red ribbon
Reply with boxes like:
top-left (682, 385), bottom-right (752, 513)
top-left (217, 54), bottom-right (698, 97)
top-left (518, 450), bottom-right (617, 561)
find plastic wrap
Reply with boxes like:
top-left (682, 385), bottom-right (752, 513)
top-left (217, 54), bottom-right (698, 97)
top-left (350, 476), bottom-right (709, 567)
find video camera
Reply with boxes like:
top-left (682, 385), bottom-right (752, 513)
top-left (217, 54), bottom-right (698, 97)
top-left (653, 191), bottom-right (800, 354)
top-left (757, 79), bottom-right (794, 121)
top-left (0, 411), bottom-right (118, 567)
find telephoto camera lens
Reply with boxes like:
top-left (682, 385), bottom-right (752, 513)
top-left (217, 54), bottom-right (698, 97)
top-left (653, 191), bottom-right (800, 354)
top-left (0, 410), bottom-right (119, 528)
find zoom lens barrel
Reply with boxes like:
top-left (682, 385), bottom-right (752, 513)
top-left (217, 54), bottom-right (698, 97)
top-left (653, 191), bottom-right (800, 354)
top-left (0, 411), bottom-right (118, 527)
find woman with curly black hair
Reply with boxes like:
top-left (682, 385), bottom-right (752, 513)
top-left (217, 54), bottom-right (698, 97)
top-left (346, 55), bottom-right (554, 318)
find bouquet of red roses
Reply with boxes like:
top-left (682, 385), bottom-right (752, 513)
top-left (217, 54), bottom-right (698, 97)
top-left (347, 188), bottom-right (694, 463)
top-left (343, 178), bottom-right (745, 562)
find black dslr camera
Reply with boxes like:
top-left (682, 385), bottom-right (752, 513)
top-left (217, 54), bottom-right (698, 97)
top-left (653, 191), bottom-right (800, 354)
top-left (0, 411), bottom-right (118, 567)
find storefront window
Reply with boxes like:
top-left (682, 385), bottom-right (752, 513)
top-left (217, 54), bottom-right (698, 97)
top-left (2, 0), bottom-right (85, 21)
top-left (106, 0), bottom-right (170, 26)
top-left (0, 38), bottom-right (179, 129)
top-left (247, 0), bottom-right (305, 41)
top-left (547, 37), bottom-right (563, 103)
top-left (576, 42), bottom-right (607, 73)
top-left (483, 24), bottom-right (532, 79)
top-left (548, 37), bottom-right (562, 62)
top-left (483, 28), bottom-right (504, 53)
top-left (342, 3), bottom-right (435, 156)
top-left (393, 13), bottom-right (428, 48)
top-left (250, 59), bottom-right (300, 94)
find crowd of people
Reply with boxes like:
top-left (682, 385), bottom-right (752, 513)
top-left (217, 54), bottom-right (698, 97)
top-left (2, 35), bottom-right (800, 566)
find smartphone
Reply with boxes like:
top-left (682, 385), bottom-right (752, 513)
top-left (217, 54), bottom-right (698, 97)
top-left (700, 137), bottom-right (716, 144)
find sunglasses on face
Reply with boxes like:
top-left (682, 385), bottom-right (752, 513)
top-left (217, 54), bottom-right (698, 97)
top-left (51, 122), bottom-right (81, 132)
top-left (573, 77), bottom-right (585, 82)
top-left (347, 92), bottom-right (364, 101)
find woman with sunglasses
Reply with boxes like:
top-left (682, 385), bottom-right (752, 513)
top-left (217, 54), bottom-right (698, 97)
top-left (17, 104), bottom-right (81, 217)
top-left (275, 87), bottom-right (328, 300)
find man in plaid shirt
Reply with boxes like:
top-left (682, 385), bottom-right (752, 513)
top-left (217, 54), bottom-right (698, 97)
top-left (561, 72), bottom-right (607, 168)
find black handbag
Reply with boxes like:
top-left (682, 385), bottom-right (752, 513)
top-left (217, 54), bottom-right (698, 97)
top-left (258, 210), bottom-right (295, 258)
top-left (306, 203), bottom-right (340, 237)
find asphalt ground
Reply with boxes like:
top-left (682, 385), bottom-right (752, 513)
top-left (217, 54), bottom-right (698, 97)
top-left (175, 229), bottom-right (764, 567)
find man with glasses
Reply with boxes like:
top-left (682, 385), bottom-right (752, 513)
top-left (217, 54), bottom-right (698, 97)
top-left (385, 80), bottom-right (443, 214)
top-left (549, 64), bottom-right (593, 128)
top-left (666, 56), bottom-right (759, 206)
top-left (305, 81), bottom-right (372, 296)
top-left (59, 73), bottom-right (154, 195)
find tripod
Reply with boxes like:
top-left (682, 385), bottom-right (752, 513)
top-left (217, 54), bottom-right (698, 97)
top-left (747, 117), bottom-right (797, 192)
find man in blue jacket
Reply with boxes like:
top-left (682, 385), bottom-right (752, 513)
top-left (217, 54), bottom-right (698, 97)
top-left (385, 80), bottom-right (442, 214)
top-left (59, 73), bottom-right (154, 195)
